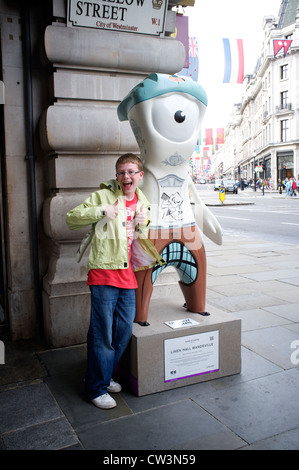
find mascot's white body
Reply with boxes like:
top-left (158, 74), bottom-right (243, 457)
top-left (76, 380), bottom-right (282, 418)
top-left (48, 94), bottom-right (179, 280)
top-left (118, 73), bottom-right (222, 325)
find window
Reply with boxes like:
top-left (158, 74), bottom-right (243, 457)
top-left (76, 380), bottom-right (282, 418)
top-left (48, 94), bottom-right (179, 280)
top-left (280, 64), bottom-right (288, 80)
top-left (281, 91), bottom-right (288, 109)
top-left (263, 127), bottom-right (268, 146)
top-left (281, 119), bottom-right (289, 142)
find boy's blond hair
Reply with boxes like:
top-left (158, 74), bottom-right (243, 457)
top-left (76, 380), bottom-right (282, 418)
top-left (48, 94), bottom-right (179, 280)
top-left (116, 153), bottom-right (143, 172)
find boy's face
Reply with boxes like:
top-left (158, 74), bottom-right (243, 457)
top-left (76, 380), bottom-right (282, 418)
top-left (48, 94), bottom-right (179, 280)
top-left (116, 162), bottom-right (144, 199)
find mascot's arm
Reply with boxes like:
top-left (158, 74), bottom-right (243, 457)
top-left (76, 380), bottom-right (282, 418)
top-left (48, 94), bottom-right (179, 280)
top-left (188, 176), bottom-right (223, 245)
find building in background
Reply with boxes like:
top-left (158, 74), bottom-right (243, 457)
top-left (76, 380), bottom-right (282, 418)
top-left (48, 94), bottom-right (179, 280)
top-left (214, 0), bottom-right (299, 188)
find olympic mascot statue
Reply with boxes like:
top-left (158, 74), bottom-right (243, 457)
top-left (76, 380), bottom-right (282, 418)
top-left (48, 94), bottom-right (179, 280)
top-left (117, 73), bottom-right (222, 325)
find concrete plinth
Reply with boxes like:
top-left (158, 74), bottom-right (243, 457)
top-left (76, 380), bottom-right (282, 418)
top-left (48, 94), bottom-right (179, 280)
top-left (118, 298), bottom-right (241, 396)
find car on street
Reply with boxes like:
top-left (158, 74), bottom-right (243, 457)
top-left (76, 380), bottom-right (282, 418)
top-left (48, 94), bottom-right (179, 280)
top-left (214, 178), bottom-right (238, 194)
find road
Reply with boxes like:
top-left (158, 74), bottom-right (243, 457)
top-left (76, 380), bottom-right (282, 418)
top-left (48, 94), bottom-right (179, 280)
top-left (196, 184), bottom-right (299, 246)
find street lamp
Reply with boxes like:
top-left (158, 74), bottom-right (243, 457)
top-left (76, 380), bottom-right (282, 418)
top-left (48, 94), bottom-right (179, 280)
top-left (253, 152), bottom-right (257, 192)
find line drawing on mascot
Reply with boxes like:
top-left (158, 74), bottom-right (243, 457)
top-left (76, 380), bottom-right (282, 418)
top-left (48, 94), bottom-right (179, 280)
top-left (118, 73), bottom-right (223, 326)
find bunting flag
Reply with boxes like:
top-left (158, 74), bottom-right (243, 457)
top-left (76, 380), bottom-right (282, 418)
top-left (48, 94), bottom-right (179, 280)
top-left (189, 36), bottom-right (198, 58)
top-left (187, 36), bottom-right (199, 80)
top-left (178, 36), bottom-right (199, 81)
top-left (188, 56), bottom-right (199, 81)
top-left (203, 147), bottom-right (209, 158)
top-left (217, 128), bottom-right (224, 144)
top-left (222, 38), bottom-right (244, 84)
top-left (205, 128), bottom-right (213, 145)
top-left (212, 138), bottom-right (217, 154)
top-left (273, 39), bottom-right (292, 57)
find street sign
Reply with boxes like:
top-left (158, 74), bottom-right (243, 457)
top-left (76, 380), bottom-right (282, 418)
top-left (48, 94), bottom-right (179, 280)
top-left (254, 165), bottom-right (263, 173)
top-left (67, 0), bottom-right (167, 36)
top-left (219, 187), bottom-right (225, 203)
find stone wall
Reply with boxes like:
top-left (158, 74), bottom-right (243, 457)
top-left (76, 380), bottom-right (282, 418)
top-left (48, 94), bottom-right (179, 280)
top-left (0, 0), bottom-right (49, 340)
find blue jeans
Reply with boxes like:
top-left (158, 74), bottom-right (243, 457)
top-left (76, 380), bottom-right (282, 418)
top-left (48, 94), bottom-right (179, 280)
top-left (85, 285), bottom-right (136, 400)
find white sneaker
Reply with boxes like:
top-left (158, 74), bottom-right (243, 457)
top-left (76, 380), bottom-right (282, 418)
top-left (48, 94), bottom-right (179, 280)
top-left (107, 379), bottom-right (122, 393)
top-left (91, 393), bottom-right (116, 409)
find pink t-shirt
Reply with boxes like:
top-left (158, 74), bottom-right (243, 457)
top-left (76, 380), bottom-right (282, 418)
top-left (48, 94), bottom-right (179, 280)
top-left (87, 194), bottom-right (138, 289)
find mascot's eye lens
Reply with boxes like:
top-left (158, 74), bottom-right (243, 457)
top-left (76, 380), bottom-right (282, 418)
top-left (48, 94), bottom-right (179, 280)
top-left (174, 110), bottom-right (186, 123)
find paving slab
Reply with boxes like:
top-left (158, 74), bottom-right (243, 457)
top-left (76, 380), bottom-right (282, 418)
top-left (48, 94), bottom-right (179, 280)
top-left (2, 417), bottom-right (79, 450)
top-left (209, 346), bottom-right (282, 390)
top-left (207, 255), bottom-right (257, 267)
top-left (207, 274), bottom-right (256, 288)
top-left (284, 323), bottom-right (299, 334)
top-left (242, 326), bottom-right (299, 369)
top-left (192, 369), bottom-right (299, 445)
top-left (0, 340), bottom-right (46, 388)
top-left (242, 427), bottom-right (299, 450)
top-left (240, 269), bottom-right (299, 282)
top-left (263, 303), bottom-right (299, 322)
top-left (209, 281), bottom-right (260, 297)
top-left (208, 264), bottom-right (272, 276)
top-left (231, 308), bottom-right (292, 331)
top-left (77, 399), bottom-right (245, 450)
top-left (0, 383), bottom-right (63, 433)
top-left (247, 280), bottom-right (299, 302)
top-left (207, 292), bottom-right (288, 312)
top-left (280, 277), bottom-right (299, 287)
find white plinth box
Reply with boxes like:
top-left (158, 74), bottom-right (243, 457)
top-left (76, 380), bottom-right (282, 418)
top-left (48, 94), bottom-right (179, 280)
top-left (119, 299), bottom-right (241, 396)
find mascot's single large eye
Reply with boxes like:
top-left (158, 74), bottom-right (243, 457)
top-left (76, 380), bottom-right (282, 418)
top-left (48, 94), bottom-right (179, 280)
top-left (174, 110), bottom-right (186, 123)
top-left (151, 94), bottom-right (201, 142)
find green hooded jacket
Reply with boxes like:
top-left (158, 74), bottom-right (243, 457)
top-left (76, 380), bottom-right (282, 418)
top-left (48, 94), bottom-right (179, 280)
top-left (66, 179), bottom-right (165, 273)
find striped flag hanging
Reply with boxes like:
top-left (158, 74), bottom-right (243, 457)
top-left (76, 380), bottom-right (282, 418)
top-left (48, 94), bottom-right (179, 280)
top-left (222, 38), bottom-right (244, 84)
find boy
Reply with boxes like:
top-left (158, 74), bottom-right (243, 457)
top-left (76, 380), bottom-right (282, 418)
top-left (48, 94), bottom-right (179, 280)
top-left (66, 154), bottom-right (164, 409)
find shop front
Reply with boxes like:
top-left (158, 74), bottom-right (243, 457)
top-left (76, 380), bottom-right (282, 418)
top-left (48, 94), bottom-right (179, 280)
top-left (277, 151), bottom-right (294, 182)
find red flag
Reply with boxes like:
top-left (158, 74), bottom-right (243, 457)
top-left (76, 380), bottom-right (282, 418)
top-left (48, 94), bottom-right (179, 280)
top-left (205, 129), bottom-right (213, 145)
top-left (273, 39), bottom-right (292, 57)
top-left (217, 128), bottom-right (224, 144)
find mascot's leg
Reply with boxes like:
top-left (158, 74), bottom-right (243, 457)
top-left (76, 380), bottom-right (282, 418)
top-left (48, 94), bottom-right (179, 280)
top-left (177, 226), bottom-right (208, 315)
top-left (134, 229), bottom-right (168, 326)
top-left (134, 269), bottom-right (153, 326)
top-left (179, 244), bottom-right (207, 314)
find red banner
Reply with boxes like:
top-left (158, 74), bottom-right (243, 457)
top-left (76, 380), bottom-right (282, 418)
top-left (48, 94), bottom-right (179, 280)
top-left (217, 128), bottom-right (224, 144)
top-left (205, 129), bottom-right (213, 145)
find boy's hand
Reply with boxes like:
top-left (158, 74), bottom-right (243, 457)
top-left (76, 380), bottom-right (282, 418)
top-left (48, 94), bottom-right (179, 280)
top-left (105, 199), bottom-right (119, 219)
top-left (135, 204), bottom-right (147, 226)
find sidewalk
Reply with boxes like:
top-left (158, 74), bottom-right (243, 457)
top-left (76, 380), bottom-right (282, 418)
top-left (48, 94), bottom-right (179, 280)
top-left (201, 185), bottom-right (299, 206)
top-left (1, 231), bottom-right (299, 451)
